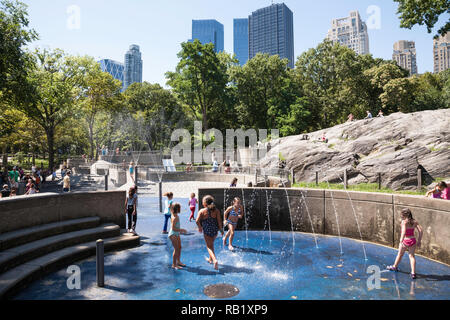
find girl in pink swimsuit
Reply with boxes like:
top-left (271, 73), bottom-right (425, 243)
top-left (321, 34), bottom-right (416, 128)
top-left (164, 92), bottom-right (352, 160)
top-left (387, 208), bottom-right (423, 279)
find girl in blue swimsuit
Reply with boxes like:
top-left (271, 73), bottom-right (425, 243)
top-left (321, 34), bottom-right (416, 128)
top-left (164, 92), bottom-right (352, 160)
top-left (223, 197), bottom-right (244, 251)
top-left (168, 203), bottom-right (187, 270)
top-left (196, 195), bottom-right (223, 270)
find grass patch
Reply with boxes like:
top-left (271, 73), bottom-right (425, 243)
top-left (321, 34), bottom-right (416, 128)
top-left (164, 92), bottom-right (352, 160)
top-left (292, 182), bottom-right (427, 196)
top-left (7, 158), bottom-right (49, 170)
top-left (429, 146), bottom-right (443, 152)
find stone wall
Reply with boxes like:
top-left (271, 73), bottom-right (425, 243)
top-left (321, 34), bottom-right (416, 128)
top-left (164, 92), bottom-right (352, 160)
top-left (139, 172), bottom-right (257, 185)
top-left (198, 187), bottom-right (450, 265)
top-left (0, 191), bottom-right (126, 234)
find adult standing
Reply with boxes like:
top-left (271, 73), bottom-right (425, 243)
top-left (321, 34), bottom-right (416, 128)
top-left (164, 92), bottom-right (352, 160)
top-left (8, 167), bottom-right (19, 190)
top-left (196, 195), bottom-right (223, 270)
top-left (63, 170), bottom-right (71, 193)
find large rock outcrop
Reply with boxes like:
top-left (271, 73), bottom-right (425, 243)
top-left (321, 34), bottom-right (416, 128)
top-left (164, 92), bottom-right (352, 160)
top-left (260, 109), bottom-right (450, 190)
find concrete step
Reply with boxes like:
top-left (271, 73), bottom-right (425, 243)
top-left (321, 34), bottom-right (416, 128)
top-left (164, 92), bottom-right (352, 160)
top-left (0, 217), bottom-right (101, 251)
top-left (0, 224), bottom-right (120, 274)
top-left (0, 233), bottom-right (140, 299)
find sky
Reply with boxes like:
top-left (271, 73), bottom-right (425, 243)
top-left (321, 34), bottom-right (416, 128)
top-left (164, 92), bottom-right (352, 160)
top-left (22, 0), bottom-right (450, 86)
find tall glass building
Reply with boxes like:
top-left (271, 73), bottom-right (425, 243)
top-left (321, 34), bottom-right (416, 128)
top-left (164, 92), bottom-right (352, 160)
top-left (99, 59), bottom-right (124, 86)
top-left (249, 3), bottom-right (295, 68)
top-left (234, 18), bottom-right (249, 66)
top-left (189, 19), bottom-right (224, 53)
top-left (124, 44), bottom-right (143, 90)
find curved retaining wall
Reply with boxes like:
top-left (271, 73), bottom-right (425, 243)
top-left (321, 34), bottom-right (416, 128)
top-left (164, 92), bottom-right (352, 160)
top-left (140, 172), bottom-right (257, 185)
top-left (0, 191), bottom-right (126, 234)
top-left (198, 188), bottom-right (450, 265)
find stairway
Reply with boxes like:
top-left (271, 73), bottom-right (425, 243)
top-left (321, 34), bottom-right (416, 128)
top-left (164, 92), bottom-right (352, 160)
top-left (0, 217), bottom-right (140, 299)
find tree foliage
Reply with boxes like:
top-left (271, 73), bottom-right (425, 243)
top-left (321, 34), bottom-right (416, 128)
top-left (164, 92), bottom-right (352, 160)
top-left (394, 0), bottom-right (450, 38)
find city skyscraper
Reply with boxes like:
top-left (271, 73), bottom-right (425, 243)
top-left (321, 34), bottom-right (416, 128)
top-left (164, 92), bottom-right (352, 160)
top-left (248, 3), bottom-right (295, 68)
top-left (433, 33), bottom-right (450, 73)
top-left (393, 41), bottom-right (418, 76)
top-left (234, 18), bottom-right (249, 66)
top-left (99, 59), bottom-right (124, 86)
top-left (326, 10), bottom-right (370, 55)
top-left (189, 19), bottom-right (224, 53)
top-left (123, 44), bottom-right (143, 90)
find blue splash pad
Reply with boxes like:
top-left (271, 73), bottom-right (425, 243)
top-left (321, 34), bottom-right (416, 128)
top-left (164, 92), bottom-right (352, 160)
top-left (14, 197), bottom-right (450, 300)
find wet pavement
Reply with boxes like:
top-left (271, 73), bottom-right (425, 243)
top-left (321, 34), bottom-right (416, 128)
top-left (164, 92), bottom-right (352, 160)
top-left (15, 197), bottom-right (450, 300)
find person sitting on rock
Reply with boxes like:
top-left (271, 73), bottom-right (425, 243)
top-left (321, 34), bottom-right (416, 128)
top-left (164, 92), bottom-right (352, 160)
top-left (426, 183), bottom-right (443, 199)
top-left (365, 111), bottom-right (373, 119)
top-left (347, 113), bottom-right (354, 122)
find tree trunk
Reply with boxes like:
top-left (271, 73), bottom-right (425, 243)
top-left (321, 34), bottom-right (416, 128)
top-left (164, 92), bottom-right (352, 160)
top-left (46, 127), bottom-right (55, 172)
top-left (88, 121), bottom-right (95, 160)
top-left (2, 146), bottom-right (7, 175)
top-left (202, 106), bottom-right (208, 132)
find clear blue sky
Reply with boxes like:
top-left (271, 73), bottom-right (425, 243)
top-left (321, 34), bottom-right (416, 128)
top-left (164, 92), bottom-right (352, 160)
top-left (23, 0), bottom-right (449, 86)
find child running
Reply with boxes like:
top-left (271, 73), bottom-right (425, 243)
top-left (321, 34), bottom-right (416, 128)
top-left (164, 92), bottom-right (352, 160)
top-left (168, 203), bottom-right (187, 270)
top-left (223, 197), bottom-right (244, 251)
top-left (162, 192), bottom-right (174, 234)
top-left (188, 193), bottom-right (198, 222)
top-left (196, 195), bottom-right (224, 270)
top-left (387, 208), bottom-right (423, 279)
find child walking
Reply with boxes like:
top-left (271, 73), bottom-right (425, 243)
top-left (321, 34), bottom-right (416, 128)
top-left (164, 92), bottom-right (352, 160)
top-left (124, 186), bottom-right (138, 234)
top-left (196, 195), bottom-right (223, 270)
top-left (168, 203), bottom-right (187, 270)
top-left (387, 208), bottom-right (423, 279)
top-left (162, 192), bottom-right (174, 234)
top-left (223, 197), bottom-right (244, 251)
top-left (188, 193), bottom-right (198, 222)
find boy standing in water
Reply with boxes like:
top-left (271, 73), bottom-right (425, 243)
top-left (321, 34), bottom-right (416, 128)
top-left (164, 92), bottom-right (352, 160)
top-left (387, 208), bottom-right (423, 279)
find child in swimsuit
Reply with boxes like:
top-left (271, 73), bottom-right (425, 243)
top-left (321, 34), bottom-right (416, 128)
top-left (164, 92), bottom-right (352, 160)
top-left (162, 192), bottom-right (174, 234)
top-left (196, 195), bottom-right (223, 270)
top-left (387, 208), bottom-right (423, 279)
top-left (168, 203), bottom-right (187, 270)
top-left (223, 197), bottom-right (244, 251)
top-left (188, 193), bottom-right (198, 222)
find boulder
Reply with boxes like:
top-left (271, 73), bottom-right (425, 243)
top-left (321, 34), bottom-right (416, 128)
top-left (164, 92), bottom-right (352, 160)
top-left (259, 110), bottom-right (450, 190)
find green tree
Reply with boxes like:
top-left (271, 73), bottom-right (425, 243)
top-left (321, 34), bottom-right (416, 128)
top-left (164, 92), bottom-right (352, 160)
top-left (274, 97), bottom-right (312, 136)
top-left (123, 82), bottom-right (188, 151)
top-left (294, 40), bottom-right (370, 128)
top-left (14, 49), bottom-right (84, 170)
top-left (166, 40), bottom-right (231, 131)
top-left (411, 71), bottom-right (449, 111)
top-left (73, 56), bottom-right (124, 159)
top-left (0, 0), bottom-right (37, 102)
top-left (380, 77), bottom-right (419, 113)
top-left (394, 0), bottom-right (450, 38)
top-left (363, 62), bottom-right (410, 114)
top-left (231, 53), bottom-right (295, 131)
